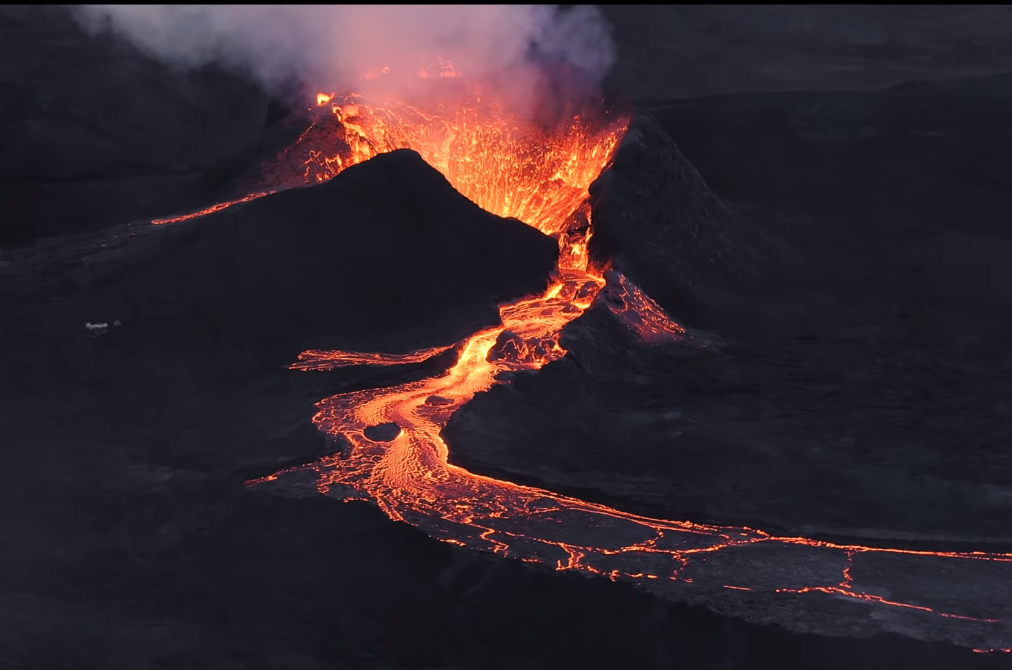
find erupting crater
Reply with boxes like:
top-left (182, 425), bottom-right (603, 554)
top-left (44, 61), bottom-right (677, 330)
top-left (150, 63), bottom-right (1012, 652)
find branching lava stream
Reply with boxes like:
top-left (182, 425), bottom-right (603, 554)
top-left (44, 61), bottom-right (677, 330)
top-left (177, 74), bottom-right (1012, 652)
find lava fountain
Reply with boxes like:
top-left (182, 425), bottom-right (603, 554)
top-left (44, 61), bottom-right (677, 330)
top-left (153, 65), bottom-right (1012, 652)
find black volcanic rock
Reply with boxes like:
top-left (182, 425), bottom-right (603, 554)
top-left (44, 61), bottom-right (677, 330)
top-left (89, 149), bottom-right (558, 361)
top-left (0, 6), bottom-right (269, 244)
top-left (650, 74), bottom-right (1012, 244)
top-left (589, 113), bottom-right (767, 327)
top-left (364, 423), bottom-right (402, 442)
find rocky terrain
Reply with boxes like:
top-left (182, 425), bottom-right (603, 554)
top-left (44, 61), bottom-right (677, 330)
top-left (0, 5), bottom-right (271, 244)
top-left (3, 5), bottom-right (1012, 669)
top-left (449, 73), bottom-right (1012, 545)
top-left (602, 5), bottom-right (1012, 101)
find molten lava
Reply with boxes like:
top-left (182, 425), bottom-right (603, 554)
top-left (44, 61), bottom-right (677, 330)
top-left (298, 89), bottom-right (627, 246)
top-left (143, 69), bottom-right (1012, 648)
top-left (151, 191), bottom-right (273, 226)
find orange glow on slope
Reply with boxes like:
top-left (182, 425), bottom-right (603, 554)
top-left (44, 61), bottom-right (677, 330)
top-left (145, 73), bottom-right (1010, 647)
top-left (151, 191), bottom-right (273, 225)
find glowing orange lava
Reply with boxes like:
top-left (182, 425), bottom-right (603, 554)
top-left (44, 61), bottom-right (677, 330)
top-left (292, 344), bottom-right (455, 372)
top-left (293, 84), bottom-right (628, 242)
top-left (146, 72), bottom-right (1012, 648)
top-left (151, 191), bottom-right (273, 225)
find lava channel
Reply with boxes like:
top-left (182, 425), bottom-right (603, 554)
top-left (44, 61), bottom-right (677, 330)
top-left (146, 69), bottom-right (1012, 649)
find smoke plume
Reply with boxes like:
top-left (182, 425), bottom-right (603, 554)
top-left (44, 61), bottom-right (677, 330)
top-left (71, 5), bottom-right (615, 114)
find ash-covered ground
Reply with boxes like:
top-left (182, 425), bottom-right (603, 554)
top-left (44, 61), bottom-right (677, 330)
top-left (2, 5), bottom-right (1012, 669)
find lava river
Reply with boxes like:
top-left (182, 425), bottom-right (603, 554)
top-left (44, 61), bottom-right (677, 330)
top-left (161, 78), bottom-right (1012, 652)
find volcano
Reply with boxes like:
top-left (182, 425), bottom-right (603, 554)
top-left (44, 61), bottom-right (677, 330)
top-left (4, 12), bottom-right (1012, 666)
top-left (88, 149), bottom-right (558, 360)
top-left (216, 75), bottom-right (1012, 656)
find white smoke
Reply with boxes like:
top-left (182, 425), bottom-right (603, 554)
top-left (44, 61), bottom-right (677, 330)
top-left (71, 5), bottom-right (615, 110)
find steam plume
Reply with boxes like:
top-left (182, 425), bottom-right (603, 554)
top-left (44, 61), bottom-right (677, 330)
top-left (71, 5), bottom-right (615, 113)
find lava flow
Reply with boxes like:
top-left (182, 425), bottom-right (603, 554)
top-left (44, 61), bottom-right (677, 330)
top-left (170, 68), bottom-right (1012, 648)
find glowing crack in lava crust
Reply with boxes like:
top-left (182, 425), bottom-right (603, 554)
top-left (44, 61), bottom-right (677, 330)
top-left (210, 72), bottom-right (1012, 652)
